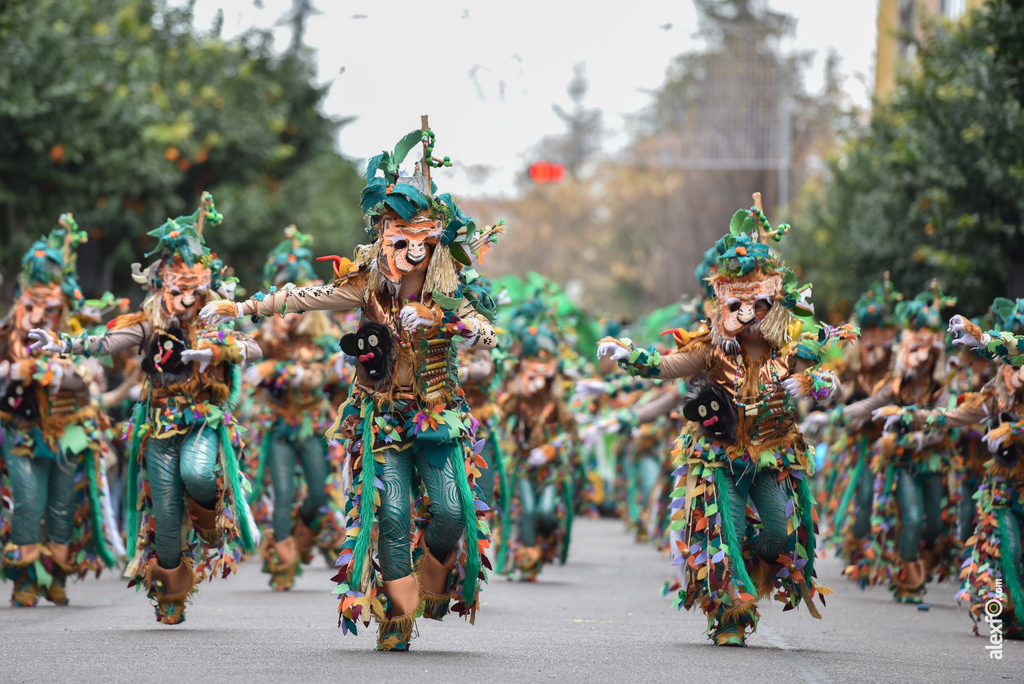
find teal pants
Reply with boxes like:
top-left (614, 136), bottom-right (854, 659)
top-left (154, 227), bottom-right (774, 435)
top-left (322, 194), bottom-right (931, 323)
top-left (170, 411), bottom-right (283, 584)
top-left (851, 460), bottom-right (875, 538)
top-left (267, 434), bottom-right (328, 541)
top-left (5, 434), bottom-right (78, 547)
top-left (146, 428), bottom-right (220, 569)
top-left (377, 446), bottom-right (465, 581)
top-left (724, 463), bottom-right (793, 563)
top-left (517, 477), bottom-right (558, 547)
top-left (637, 455), bottom-right (660, 508)
top-left (476, 437), bottom-right (496, 507)
top-left (895, 470), bottom-right (945, 561)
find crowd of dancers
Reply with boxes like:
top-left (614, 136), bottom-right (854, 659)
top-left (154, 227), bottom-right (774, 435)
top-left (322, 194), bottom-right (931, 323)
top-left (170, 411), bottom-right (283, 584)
top-left (1, 121), bottom-right (1021, 652)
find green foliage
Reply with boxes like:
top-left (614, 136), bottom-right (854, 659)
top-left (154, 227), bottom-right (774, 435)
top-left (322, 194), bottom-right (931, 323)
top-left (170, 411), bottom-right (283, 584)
top-left (0, 0), bottom-right (364, 298)
top-left (791, 0), bottom-right (1024, 316)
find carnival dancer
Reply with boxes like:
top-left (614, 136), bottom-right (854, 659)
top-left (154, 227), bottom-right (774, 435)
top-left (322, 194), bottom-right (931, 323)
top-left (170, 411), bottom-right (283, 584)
top-left (843, 284), bottom-right (960, 603)
top-left (495, 322), bottom-right (578, 580)
top-left (245, 226), bottom-right (346, 590)
top-left (826, 277), bottom-right (901, 579)
top-left (0, 215), bottom-right (123, 606)
top-left (598, 194), bottom-right (847, 646)
top-left (200, 121), bottom-right (503, 651)
top-left (29, 194), bottom-right (262, 624)
top-left (877, 303), bottom-right (1024, 638)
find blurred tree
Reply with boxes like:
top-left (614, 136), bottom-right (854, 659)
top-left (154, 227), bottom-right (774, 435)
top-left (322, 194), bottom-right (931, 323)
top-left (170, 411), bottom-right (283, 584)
top-left (791, 0), bottom-right (1024, 317)
top-left (546, 62), bottom-right (602, 181)
top-left (0, 0), bottom-right (364, 301)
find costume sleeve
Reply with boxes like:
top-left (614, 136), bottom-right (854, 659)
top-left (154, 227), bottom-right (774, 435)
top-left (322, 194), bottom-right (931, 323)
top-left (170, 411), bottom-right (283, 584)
top-left (248, 280), bottom-right (364, 317)
top-left (843, 383), bottom-right (894, 425)
top-left (910, 392), bottom-right (992, 430)
top-left (634, 387), bottom-right (684, 424)
top-left (651, 349), bottom-right (709, 380)
top-left (457, 300), bottom-right (496, 350)
top-left (68, 321), bottom-right (153, 357)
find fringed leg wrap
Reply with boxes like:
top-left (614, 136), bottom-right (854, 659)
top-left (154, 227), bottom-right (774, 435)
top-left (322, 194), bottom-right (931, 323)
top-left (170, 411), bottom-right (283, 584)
top-left (262, 536), bottom-right (300, 591)
top-left (187, 497), bottom-right (219, 547)
top-left (41, 543), bottom-right (75, 606)
top-left (417, 545), bottom-right (458, 621)
top-left (145, 558), bottom-right (198, 625)
top-left (513, 545), bottom-right (543, 582)
top-left (891, 558), bottom-right (927, 604)
top-left (3, 543), bottom-right (41, 607)
top-left (713, 600), bottom-right (759, 647)
top-left (377, 575), bottom-right (419, 652)
top-left (293, 517), bottom-right (317, 565)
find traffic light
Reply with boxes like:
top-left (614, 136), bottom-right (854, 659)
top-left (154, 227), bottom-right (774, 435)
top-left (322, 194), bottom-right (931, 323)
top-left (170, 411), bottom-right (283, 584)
top-left (529, 161), bottom-right (566, 184)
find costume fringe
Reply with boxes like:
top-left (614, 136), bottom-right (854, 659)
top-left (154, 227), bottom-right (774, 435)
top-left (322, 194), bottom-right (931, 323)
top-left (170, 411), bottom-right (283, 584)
top-left (797, 473), bottom-right (817, 584)
top-left (248, 431), bottom-right (273, 504)
top-left (85, 448), bottom-right (118, 568)
top-left (831, 437), bottom-right (867, 544)
top-left (450, 441), bottom-right (480, 614)
top-left (218, 424), bottom-right (258, 553)
top-left (713, 467), bottom-right (756, 594)
top-left (423, 244), bottom-right (459, 296)
top-left (998, 508), bottom-right (1024, 624)
top-left (350, 406), bottom-right (378, 590)
top-left (124, 401), bottom-right (148, 562)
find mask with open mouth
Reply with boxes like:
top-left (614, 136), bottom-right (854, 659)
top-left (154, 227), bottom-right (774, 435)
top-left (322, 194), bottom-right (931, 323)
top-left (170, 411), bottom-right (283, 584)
top-left (2, 382), bottom-right (39, 422)
top-left (683, 381), bottom-right (737, 444)
top-left (341, 322), bottom-right (394, 382)
top-left (377, 212), bottom-right (441, 283)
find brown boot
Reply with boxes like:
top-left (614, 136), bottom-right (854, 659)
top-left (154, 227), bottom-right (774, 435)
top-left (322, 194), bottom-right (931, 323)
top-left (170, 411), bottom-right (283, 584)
top-left (892, 559), bottom-right (927, 604)
top-left (41, 543), bottom-right (75, 606)
top-left (293, 518), bottom-right (317, 565)
top-left (418, 544), bottom-right (457, 621)
top-left (188, 498), bottom-right (218, 546)
top-left (263, 537), bottom-right (300, 591)
top-left (146, 559), bottom-right (197, 625)
top-left (377, 575), bottom-right (419, 651)
top-left (514, 545), bottom-right (543, 582)
top-left (3, 543), bottom-right (40, 607)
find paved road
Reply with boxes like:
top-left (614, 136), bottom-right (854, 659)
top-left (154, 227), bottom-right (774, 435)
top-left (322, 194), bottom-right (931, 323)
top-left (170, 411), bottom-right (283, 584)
top-left (0, 518), bottom-right (1018, 683)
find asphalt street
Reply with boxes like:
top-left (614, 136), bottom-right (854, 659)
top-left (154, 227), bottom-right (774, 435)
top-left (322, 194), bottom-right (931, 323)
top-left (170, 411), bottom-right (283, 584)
top-left (0, 518), bottom-right (1019, 683)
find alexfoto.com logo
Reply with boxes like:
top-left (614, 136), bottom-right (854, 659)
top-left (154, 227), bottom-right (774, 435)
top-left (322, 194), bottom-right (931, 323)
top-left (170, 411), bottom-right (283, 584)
top-left (985, 579), bottom-right (1004, 660)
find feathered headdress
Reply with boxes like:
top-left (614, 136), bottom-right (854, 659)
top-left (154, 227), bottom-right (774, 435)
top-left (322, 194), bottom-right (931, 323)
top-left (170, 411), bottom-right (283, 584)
top-left (894, 280), bottom-right (956, 331)
top-left (853, 272), bottom-right (901, 329)
top-left (264, 225), bottom-right (317, 288)
top-left (359, 117), bottom-right (497, 267)
top-left (20, 213), bottom-right (87, 311)
top-left (133, 192), bottom-right (227, 291)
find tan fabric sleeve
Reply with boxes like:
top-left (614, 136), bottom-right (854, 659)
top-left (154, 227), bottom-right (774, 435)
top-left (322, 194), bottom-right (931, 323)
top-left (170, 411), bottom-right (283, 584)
top-left (912, 401), bottom-right (990, 430)
top-left (634, 387), bottom-right (684, 424)
top-left (843, 383), bottom-right (894, 425)
top-left (68, 321), bottom-right (153, 357)
top-left (238, 335), bottom-right (264, 363)
top-left (248, 280), bottom-right (364, 317)
top-left (457, 300), bottom-right (496, 350)
top-left (656, 348), bottom-right (709, 380)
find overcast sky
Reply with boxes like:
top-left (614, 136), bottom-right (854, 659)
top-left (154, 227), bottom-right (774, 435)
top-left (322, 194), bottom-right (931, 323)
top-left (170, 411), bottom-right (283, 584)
top-left (190, 1), bottom-right (878, 196)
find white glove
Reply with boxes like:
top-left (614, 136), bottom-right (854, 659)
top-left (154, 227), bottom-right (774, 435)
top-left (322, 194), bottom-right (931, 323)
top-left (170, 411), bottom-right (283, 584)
top-left (181, 348), bottom-right (215, 372)
top-left (48, 364), bottom-right (64, 394)
top-left (984, 430), bottom-right (1007, 453)
top-left (948, 315), bottom-right (985, 348)
top-left (28, 328), bottom-right (66, 354)
top-left (128, 384), bottom-right (142, 402)
top-left (457, 317), bottom-right (481, 350)
top-left (574, 379), bottom-right (607, 398)
top-left (597, 341), bottom-right (629, 362)
top-left (527, 447), bottom-right (549, 467)
top-left (0, 359), bottom-right (9, 379)
top-left (289, 366), bottom-right (306, 387)
top-left (243, 365), bottom-right (264, 386)
top-left (781, 377), bottom-right (805, 399)
top-left (399, 305), bottom-right (434, 332)
top-left (871, 408), bottom-right (904, 433)
top-left (199, 302), bottom-right (244, 325)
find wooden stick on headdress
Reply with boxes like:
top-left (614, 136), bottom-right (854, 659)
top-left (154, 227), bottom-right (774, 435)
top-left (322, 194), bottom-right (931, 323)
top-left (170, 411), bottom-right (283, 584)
top-left (196, 190), bottom-right (210, 240)
top-left (420, 114), bottom-right (431, 193)
top-left (58, 213), bottom-right (85, 266)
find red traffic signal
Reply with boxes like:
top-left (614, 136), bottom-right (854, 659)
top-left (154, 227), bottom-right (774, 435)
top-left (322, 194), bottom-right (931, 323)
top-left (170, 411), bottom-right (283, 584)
top-left (529, 161), bottom-right (566, 184)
